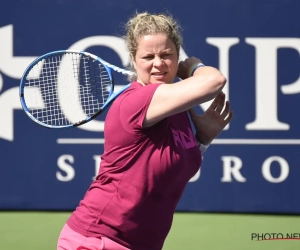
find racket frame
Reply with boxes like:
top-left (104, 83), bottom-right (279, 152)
top-left (19, 50), bottom-right (133, 129)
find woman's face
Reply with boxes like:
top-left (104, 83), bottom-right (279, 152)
top-left (133, 33), bottom-right (179, 85)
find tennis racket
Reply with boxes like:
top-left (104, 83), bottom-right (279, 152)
top-left (19, 50), bottom-right (135, 128)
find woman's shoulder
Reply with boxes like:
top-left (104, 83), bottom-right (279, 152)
top-left (118, 81), bottom-right (161, 100)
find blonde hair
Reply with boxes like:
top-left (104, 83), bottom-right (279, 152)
top-left (124, 12), bottom-right (183, 80)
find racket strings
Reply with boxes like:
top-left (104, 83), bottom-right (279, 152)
top-left (79, 56), bottom-right (110, 116)
top-left (23, 53), bottom-right (112, 126)
top-left (26, 57), bottom-right (65, 125)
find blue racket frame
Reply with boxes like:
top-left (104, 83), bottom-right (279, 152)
top-left (20, 50), bottom-right (133, 129)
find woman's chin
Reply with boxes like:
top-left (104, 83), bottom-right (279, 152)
top-left (150, 76), bottom-right (173, 84)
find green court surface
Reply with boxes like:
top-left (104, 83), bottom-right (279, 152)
top-left (0, 212), bottom-right (299, 250)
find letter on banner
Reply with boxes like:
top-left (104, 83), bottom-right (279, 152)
top-left (262, 156), bottom-right (289, 183)
top-left (221, 156), bottom-right (246, 182)
top-left (57, 155), bottom-right (75, 182)
top-left (245, 38), bottom-right (300, 130)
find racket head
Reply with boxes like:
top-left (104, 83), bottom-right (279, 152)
top-left (20, 50), bottom-right (115, 128)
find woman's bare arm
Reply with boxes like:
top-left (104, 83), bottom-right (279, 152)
top-left (143, 58), bottom-right (226, 127)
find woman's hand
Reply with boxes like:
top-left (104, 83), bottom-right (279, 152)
top-left (177, 57), bottom-right (203, 80)
top-left (189, 92), bottom-right (233, 145)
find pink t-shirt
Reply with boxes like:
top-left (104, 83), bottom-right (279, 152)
top-left (67, 81), bottom-right (202, 250)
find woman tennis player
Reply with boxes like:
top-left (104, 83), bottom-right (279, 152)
top-left (57, 12), bottom-right (233, 250)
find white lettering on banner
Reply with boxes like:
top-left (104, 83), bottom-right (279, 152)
top-left (262, 156), bottom-right (289, 183)
top-left (0, 87), bottom-right (23, 141)
top-left (0, 25), bottom-right (38, 79)
top-left (221, 156), bottom-right (247, 182)
top-left (0, 24), bottom-right (298, 141)
top-left (56, 155), bottom-right (75, 181)
top-left (0, 25), bottom-right (47, 141)
top-left (57, 155), bottom-right (293, 183)
top-left (245, 38), bottom-right (300, 130)
top-left (204, 38), bottom-right (240, 128)
top-left (0, 87), bottom-right (44, 141)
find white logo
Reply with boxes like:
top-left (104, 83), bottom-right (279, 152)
top-left (0, 24), bottom-right (300, 142)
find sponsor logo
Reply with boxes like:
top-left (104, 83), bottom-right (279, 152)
top-left (0, 24), bottom-right (299, 183)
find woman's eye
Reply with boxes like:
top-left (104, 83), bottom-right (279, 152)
top-left (143, 56), bottom-right (153, 60)
top-left (162, 54), bottom-right (171, 58)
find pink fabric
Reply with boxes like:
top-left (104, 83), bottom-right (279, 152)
top-left (67, 81), bottom-right (202, 249)
top-left (57, 224), bottom-right (130, 250)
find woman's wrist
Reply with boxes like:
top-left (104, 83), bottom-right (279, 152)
top-left (188, 62), bottom-right (205, 77)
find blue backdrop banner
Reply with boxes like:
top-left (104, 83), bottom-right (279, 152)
top-left (0, 0), bottom-right (299, 213)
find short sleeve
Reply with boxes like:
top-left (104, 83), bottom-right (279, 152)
top-left (119, 83), bottom-right (161, 133)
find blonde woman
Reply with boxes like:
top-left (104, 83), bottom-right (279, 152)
top-left (57, 12), bottom-right (233, 250)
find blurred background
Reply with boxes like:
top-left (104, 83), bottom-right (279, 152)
top-left (0, 0), bottom-right (299, 249)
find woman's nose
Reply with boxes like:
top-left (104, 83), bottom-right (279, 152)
top-left (153, 56), bottom-right (163, 67)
